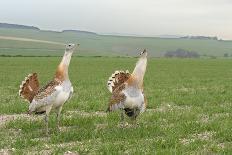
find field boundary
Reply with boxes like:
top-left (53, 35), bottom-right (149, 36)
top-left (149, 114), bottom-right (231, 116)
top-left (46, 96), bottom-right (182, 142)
top-left (0, 35), bottom-right (64, 45)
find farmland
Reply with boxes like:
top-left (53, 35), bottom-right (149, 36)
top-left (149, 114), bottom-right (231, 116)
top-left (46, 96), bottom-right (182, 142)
top-left (0, 56), bottom-right (231, 154)
top-left (1, 27), bottom-right (232, 57)
top-left (0, 25), bottom-right (232, 154)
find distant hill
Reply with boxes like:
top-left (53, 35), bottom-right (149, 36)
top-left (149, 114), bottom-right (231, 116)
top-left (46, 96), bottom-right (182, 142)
top-left (0, 23), bottom-right (232, 57)
top-left (181, 36), bottom-right (218, 40)
top-left (0, 23), bottom-right (98, 35)
top-left (62, 30), bottom-right (97, 35)
top-left (0, 23), bottom-right (40, 30)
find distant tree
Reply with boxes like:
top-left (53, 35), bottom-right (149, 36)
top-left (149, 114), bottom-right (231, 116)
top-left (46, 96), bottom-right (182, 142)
top-left (164, 51), bottom-right (174, 58)
top-left (164, 49), bottom-right (200, 58)
top-left (224, 53), bottom-right (229, 57)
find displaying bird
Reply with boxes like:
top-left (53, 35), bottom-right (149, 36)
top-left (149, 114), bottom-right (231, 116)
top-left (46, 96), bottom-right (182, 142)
top-left (19, 43), bottom-right (77, 135)
top-left (106, 49), bottom-right (148, 126)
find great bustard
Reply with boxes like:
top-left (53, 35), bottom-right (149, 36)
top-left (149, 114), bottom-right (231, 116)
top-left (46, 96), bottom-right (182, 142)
top-left (106, 49), bottom-right (148, 126)
top-left (19, 43), bottom-right (77, 135)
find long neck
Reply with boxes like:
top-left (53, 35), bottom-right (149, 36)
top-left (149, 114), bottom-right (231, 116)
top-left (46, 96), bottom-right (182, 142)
top-left (130, 57), bottom-right (147, 87)
top-left (55, 51), bottom-right (72, 81)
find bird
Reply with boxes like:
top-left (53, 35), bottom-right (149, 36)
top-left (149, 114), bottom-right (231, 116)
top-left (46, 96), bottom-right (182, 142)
top-left (18, 43), bottom-right (77, 135)
top-left (106, 49), bottom-right (148, 126)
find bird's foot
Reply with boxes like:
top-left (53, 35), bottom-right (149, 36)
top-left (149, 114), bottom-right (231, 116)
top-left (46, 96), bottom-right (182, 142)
top-left (119, 122), bottom-right (128, 128)
top-left (45, 130), bottom-right (49, 136)
top-left (56, 126), bottom-right (61, 132)
top-left (131, 119), bottom-right (139, 127)
top-left (132, 122), bottom-right (139, 128)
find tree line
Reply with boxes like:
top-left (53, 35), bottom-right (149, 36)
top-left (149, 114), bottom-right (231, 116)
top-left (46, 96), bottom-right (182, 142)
top-left (164, 49), bottom-right (200, 58)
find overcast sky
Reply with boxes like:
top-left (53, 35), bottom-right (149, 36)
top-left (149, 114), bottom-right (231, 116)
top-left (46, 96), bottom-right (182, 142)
top-left (0, 0), bottom-right (231, 39)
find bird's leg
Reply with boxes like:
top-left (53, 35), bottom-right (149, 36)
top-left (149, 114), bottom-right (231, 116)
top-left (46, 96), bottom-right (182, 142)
top-left (132, 108), bottom-right (138, 126)
top-left (132, 109), bottom-right (136, 125)
top-left (56, 106), bottom-right (63, 131)
top-left (120, 109), bottom-right (125, 128)
top-left (44, 114), bottom-right (49, 136)
top-left (45, 106), bottom-right (52, 136)
top-left (121, 110), bottom-right (125, 122)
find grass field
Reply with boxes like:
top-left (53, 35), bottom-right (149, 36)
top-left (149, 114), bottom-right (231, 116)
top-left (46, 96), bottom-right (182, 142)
top-left (0, 56), bottom-right (231, 154)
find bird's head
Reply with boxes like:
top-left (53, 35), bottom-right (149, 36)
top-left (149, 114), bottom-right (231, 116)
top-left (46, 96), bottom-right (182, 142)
top-left (65, 43), bottom-right (79, 52)
top-left (139, 49), bottom-right (147, 58)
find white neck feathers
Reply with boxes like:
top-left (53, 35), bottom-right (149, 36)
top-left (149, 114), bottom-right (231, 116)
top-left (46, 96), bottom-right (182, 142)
top-left (131, 57), bottom-right (147, 87)
top-left (61, 51), bottom-right (72, 66)
top-left (55, 50), bottom-right (73, 81)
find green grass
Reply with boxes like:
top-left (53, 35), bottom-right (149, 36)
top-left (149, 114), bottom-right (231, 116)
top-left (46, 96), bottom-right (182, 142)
top-left (1, 27), bottom-right (232, 57)
top-left (0, 57), bottom-right (231, 154)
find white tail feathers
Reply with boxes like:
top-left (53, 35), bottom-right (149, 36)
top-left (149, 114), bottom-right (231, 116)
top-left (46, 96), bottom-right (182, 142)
top-left (19, 73), bottom-right (40, 103)
top-left (107, 70), bottom-right (130, 93)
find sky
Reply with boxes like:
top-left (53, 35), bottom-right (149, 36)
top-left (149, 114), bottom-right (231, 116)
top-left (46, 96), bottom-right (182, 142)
top-left (0, 0), bottom-right (232, 39)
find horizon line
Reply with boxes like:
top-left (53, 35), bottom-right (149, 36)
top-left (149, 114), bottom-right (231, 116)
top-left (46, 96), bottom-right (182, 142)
top-left (0, 22), bottom-right (231, 41)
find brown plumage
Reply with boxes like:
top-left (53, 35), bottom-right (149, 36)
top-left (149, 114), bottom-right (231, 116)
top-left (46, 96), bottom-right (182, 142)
top-left (19, 73), bottom-right (40, 103)
top-left (55, 63), bottom-right (68, 81)
top-left (18, 43), bottom-right (76, 135)
top-left (34, 79), bottom-right (61, 101)
top-left (19, 74), bottom-right (62, 103)
top-left (107, 71), bottom-right (130, 92)
top-left (107, 73), bottom-right (147, 112)
top-left (106, 49), bottom-right (148, 125)
top-left (108, 83), bottom-right (127, 111)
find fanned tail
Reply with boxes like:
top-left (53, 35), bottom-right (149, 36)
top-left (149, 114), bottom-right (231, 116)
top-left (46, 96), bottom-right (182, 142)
top-left (19, 73), bottom-right (40, 103)
top-left (107, 70), bottom-right (130, 93)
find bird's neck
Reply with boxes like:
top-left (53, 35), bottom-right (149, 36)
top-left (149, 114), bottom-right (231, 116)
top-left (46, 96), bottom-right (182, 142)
top-left (129, 57), bottom-right (147, 88)
top-left (55, 51), bottom-right (72, 81)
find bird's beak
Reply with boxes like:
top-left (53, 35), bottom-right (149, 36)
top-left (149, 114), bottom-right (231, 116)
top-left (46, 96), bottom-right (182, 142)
top-left (140, 49), bottom-right (147, 58)
top-left (73, 44), bottom-right (80, 51)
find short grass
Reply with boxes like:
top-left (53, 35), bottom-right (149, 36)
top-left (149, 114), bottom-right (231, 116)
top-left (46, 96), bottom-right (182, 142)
top-left (0, 57), bottom-right (232, 154)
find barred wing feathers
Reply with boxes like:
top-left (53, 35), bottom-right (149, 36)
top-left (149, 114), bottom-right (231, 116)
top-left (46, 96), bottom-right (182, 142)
top-left (19, 73), bottom-right (40, 103)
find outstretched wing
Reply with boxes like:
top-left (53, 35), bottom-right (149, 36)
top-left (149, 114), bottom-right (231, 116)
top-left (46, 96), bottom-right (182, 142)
top-left (19, 73), bottom-right (40, 103)
top-left (28, 79), bottom-right (62, 113)
top-left (107, 83), bottom-right (127, 111)
top-left (33, 79), bottom-right (61, 101)
top-left (107, 70), bottom-right (130, 93)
